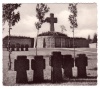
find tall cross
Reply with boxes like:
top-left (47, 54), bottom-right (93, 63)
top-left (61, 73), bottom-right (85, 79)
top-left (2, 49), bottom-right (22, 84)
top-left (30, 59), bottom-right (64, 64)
top-left (46, 13), bottom-right (57, 32)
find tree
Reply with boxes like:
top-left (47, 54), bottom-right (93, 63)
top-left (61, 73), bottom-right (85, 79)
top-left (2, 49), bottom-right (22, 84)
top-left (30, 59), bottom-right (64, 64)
top-left (60, 25), bottom-right (67, 33)
top-left (68, 3), bottom-right (78, 60)
top-left (35, 3), bottom-right (49, 55)
top-left (88, 35), bottom-right (91, 43)
top-left (3, 4), bottom-right (21, 25)
top-left (3, 4), bottom-right (21, 70)
top-left (92, 33), bottom-right (97, 43)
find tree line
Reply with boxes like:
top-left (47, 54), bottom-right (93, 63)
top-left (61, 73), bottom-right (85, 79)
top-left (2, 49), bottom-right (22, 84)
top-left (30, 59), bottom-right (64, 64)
top-left (88, 33), bottom-right (97, 43)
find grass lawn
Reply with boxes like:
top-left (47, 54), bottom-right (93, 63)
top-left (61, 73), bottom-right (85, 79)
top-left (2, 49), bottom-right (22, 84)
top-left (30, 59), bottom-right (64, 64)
top-left (3, 48), bottom-right (97, 86)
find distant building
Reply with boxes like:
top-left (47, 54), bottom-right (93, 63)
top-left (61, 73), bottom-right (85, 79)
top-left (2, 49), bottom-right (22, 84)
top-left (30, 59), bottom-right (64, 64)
top-left (3, 34), bottom-right (89, 49)
top-left (34, 31), bottom-right (89, 48)
top-left (3, 36), bottom-right (34, 48)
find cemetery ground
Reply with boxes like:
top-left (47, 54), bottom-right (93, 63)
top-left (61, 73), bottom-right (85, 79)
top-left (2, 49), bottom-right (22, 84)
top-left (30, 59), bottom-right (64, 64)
top-left (3, 48), bottom-right (97, 86)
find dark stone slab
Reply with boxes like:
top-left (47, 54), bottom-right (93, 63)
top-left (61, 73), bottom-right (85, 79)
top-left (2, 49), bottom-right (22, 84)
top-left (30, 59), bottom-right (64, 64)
top-left (31, 59), bottom-right (35, 70)
top-left (75, 54), bottom-right (88, 78)
top-left (62, 55), bottom-right (74, 78)
top-left (50, 51), bottom-right (63, 83)
top-left (31, 56), bottom-right (45, 83)
top-left (14, 56), bottom-right (29, 83)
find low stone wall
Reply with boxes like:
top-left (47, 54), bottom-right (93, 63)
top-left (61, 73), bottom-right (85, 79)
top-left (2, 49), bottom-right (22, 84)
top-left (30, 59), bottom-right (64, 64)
top-left (89, 43), bottom-right (97, 48)
top-left (34, 36), bottom-right (67, 48)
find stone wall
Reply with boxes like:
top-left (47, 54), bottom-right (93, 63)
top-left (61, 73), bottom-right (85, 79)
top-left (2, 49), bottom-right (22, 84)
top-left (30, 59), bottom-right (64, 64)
top-left (37, 37), bottom-right (44, 48)
top-left (89, 43), bottom-right (97, 48)
top-left (36, 36), bottom-right (67, 48)
top-left (50, 36), bottom-right (55, 48)
top-left (45, 36), bottom-right (51, 48)
top-left (34, 36), bottom-right (89, 48)
top-left (35, 36), bottom-right (55, 48)
top-left (75, 39), bottom-right (89, 48)
top-left (61, 37), bottom-right (66, 48)
top-left (55, 37), bottom-right (61, 48)
top-left (65, 38), bottom-right (70, 47)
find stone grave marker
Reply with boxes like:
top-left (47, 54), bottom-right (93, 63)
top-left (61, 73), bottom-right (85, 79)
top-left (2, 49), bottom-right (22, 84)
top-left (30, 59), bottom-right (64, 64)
top-left (50, 51), bottom-right (63, 83)
top-left (14, 56), bottom-right (29, 83)
top-left (75, 54), bottom-right (88, 78)
top-left (62, 55), bottom-right (74, 78)
top-left (21, 44), bottom-right (24, 51)
top-left (31, 56), bottom-right (45, 83)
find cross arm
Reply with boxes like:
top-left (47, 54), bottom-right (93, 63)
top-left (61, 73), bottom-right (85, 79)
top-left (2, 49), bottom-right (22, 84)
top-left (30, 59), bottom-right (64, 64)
top-left (54, 18), bottom-right (57, 23)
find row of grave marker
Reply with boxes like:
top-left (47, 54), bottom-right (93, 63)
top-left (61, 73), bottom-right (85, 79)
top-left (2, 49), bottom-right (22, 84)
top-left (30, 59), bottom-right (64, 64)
top-left (7, 44), bottom-right (29, 51)
top-left (14, 51), bottom-right (88, 83)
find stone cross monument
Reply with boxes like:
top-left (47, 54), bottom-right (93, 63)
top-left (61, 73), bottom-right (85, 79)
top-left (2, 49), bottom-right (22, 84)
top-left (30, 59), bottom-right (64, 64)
top-left (45, 13), bottom-right (57, 32)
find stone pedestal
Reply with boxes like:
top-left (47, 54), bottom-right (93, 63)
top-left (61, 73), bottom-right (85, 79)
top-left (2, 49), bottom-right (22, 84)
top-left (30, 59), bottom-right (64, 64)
top-left (75, 54), bottom-right (88, 78)
top-left (50, 51), bottom-right (62, 83)
top-left (62, 55), bottom-right (74, 78)
top-left (14, 56), bottom-right (29, 83)
top-left (31, 56), bottom-right (45, 83)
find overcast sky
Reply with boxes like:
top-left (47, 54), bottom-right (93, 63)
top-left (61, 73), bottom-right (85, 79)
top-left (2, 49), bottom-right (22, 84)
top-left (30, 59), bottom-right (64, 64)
top-left (3, 3), bottom-right (97, 39)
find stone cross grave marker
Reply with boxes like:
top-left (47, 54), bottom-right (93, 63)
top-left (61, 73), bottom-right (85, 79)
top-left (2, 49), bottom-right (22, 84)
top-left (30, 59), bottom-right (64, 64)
top-left (46, 13), bottom-right (57, 32)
